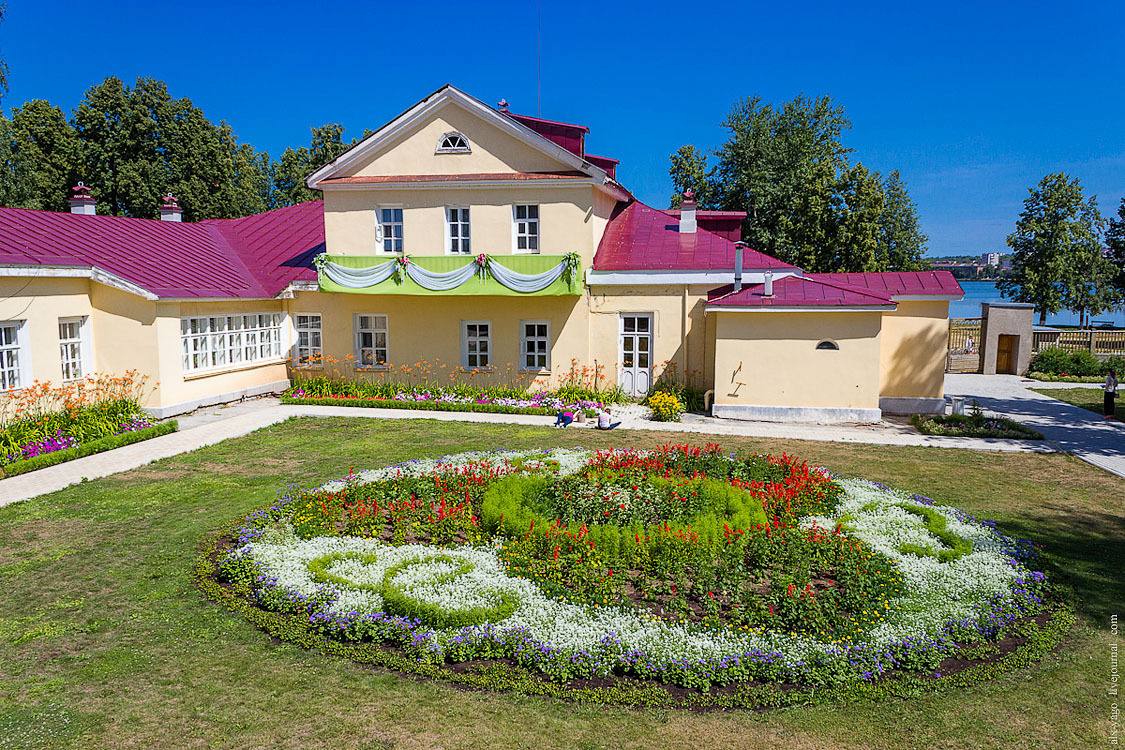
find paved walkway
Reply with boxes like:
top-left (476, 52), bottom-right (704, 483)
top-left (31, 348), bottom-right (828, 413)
top-left (0, 396), bottom-right (1053, 508)
top-left (945, 373), bottom-right (1125, 478)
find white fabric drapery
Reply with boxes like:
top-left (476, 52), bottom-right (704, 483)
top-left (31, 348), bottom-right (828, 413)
top-left (321, 259), bottom-right (398, 288)
top-left (486, 258), bottom-right (567, 293)
top-left (320, 256), bottom-right (574, 293)
top-left (403, 260), bottom-right (480, 291)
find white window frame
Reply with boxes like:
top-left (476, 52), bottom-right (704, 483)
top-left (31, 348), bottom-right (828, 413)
top-left (519, 319), bottom-right (550, 371)
top-left (513, 204), bottom-right (540, 253)
top-left (375, 206), bottom-right (404, 253)
top-left (446, 207), bottom-right (471, 255)
top-left (180, 313), bottom-right (284, 374)
top-left (0, 320), bottom-right (28, 390)
top-left (461, 320), bottom-right (492, 369)
top-left (435, 131), bottom-right (471, 153)
top-left (293, 314), bottom-right (323, 366)
top-left (58, 316), bottom-right (91, 381)
top-left (354, 314), bottom-right (389, 368)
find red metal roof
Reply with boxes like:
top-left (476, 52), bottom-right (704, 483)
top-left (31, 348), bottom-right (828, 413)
top-left (505, 112), bottom-right (588, 157)
top-left (0, 201), bottom-right (324, 299)
top-left (707, 275), bottom-right (896, 308)
top-left (808, 271), bottom-right (964, 298)
top-left (319, 172), bottom-right (588, 185)
top-left (586, 154), bottom-right (618, 180)
top-left (592, 200), bottom-right (794, 272)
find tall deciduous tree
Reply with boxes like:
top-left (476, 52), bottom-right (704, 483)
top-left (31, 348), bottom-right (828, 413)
top-left (877, 170), bottom-right (929, 271)
top-left (666, 94), bottom-right (930, 272)
top-left (1107, 197), bottom-right (1125, 294)
top-left (272, 123), bottom-right (361, 207)
top-left (72, 77), bottom-right (273, 220)
top-left (0, 4), bottom-right (9, 105)
top-left (0, 99), bottom-right (80, 211)
top-left (668, 145), bottom-right (720, 209)
top-left (999, 173), bottom-right (1114, 326)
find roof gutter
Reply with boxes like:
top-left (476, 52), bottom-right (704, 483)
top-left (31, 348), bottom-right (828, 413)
top-left (0, 264), bottom-right (159, 301)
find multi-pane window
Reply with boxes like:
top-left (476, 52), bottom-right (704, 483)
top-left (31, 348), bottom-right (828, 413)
top-left (181, 313), bottom-right (283, 373)
top-left (355, 314), bottom-right (388, 366)
top-left (514, 205), bottom-right (539, 252)
top-left (447, 207), bottom-right (471, 254)
top-left (0, 322), bottom-right (23, 390)
top-left (462, 321), bottom-right (491, 368)
top-left (377, 207), bottom-right (404, 253)
top-left (294, 314), bottom-right (322, 364)
top-left (436, 132), bottom-right (470, 152)
top-left (58, 317), bottom-right (85, 381)
top-left (520, 321), bottom-right (549, 370)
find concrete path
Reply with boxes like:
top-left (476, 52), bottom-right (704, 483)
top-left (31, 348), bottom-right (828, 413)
top-left (945, 373), bottom-right (1125, 478)
top-left (0, 396), bottom-right (1053, 508)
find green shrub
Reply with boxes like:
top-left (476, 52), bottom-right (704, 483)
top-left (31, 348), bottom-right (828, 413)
top-left (1029, 347), bottom-right (1121, 377)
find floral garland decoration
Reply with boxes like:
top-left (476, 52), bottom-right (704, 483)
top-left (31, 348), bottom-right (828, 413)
top-left (561, 252), bottom-right (581, 287)
top-left (394, 254), bottom-right (411, 284)
top-left (475, 253), bottom-right (490, 281)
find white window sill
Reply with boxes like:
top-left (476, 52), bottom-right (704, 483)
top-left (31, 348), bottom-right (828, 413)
top-left (183, 358), bottom-right (286, 381)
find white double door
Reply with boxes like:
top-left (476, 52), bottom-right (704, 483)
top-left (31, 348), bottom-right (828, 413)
top-left (619, 313), bottom-right (652, 397)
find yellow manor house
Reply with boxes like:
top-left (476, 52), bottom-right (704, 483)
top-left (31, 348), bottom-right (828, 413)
top-left (0, 85), bottom-right (962, 422)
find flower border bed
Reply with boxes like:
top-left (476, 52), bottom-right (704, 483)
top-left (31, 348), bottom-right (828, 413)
top-left (910, 414), bottom-right (1043, 440)
top-left (195, 523), bottom-right (1072, 709)
top-left (281, 395), bottom-right (594, 418)
top-left (0, 421), bottom-right (177, 479)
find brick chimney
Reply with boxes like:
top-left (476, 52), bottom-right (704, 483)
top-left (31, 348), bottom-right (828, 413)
top-left (69, 183), bottom-right (96, 215)
top-left (159, 195), bottom-right (183, 222)
top-left (679, 190), bottom-right (697, 233)
top-left (497, 98), bottom-right (509, 112)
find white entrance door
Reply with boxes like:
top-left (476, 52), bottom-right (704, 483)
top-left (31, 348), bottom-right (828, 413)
top-left (619, 313), bottom-right (653, 397)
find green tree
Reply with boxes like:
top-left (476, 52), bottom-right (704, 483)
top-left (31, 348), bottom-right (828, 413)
top-left (0, 4), bottom-right (9, 105)
top-left (272, 123), bottom-right (358, 206)
top-left (828, 163), bottom-right (884, 272)
top-left (668, 145), bottom-right (719, 209)
top-left (1106, 197), bottom-right (1125, 294)
top-left (72, 76), bottom-right (272, 220)
top-left (999, 173), bottom-right (1112, 326)
top-left (0, 99), bottom-right (80, 211)
top-left (713, 94), bottom-right (850, 268)
top-left (877, 170), bottom-right (929, 271)
top-left (666, 94), bottom-right (929, 272)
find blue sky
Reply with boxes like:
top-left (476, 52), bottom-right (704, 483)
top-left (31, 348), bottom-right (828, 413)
top-left (3, 0), bottom-right (1123, 257)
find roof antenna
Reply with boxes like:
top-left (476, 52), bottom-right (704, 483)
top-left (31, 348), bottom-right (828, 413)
top-left (537, 0), bottom-right (542, 117)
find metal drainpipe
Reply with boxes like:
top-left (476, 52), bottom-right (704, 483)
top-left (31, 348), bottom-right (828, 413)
top-left (682, 286), bottom-right (689, 381)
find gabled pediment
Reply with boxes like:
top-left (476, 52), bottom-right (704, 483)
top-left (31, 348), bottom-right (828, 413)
top-left (306, 85), bottom-right (612, 186)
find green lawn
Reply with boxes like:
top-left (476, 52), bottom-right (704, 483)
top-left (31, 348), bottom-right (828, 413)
top-left (1031, 387), bottom-right (1123, 420)
top-left (0, 417), bottom-right (1118, 749)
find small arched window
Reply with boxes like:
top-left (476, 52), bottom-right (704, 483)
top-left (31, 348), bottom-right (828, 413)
top-left (436, 132), bottom-right (471, 153)
top-left (816, 340), bottom-right (839, 350)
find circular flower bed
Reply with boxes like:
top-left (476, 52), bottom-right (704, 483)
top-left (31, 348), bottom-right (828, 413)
top-left (199, 444), bottom-right (1068, 708)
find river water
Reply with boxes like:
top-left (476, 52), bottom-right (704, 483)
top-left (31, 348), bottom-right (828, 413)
top-left (950, 281), bottom-right (1125, 327)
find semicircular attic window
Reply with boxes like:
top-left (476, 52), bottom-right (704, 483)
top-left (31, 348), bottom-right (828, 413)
top-left (816, 340), bottom-right (840, 350)
top-left (436, 132), bottom-right (471, 153)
